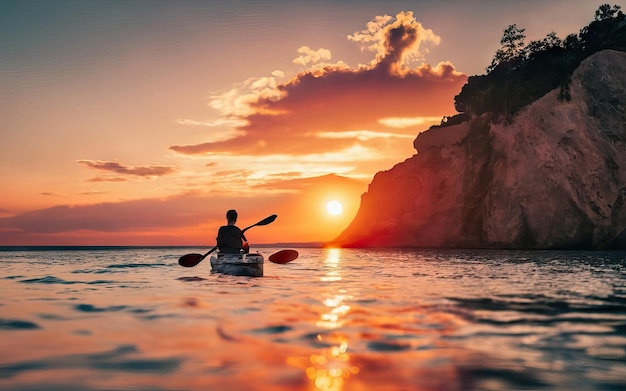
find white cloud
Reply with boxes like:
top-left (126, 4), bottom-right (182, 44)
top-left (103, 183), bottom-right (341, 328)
top-left (317, 130), bottom-right (414, 140)
top-left (208, 72), bottom-right (287, 117)
top-left (378, 116), bottom-right (442, 128)
top-left (176, 118), bottom-right (247, 128)
top-left (292, 46), bottom-right (332, 66)
top-left (348, 11), bottom-right (440, 67)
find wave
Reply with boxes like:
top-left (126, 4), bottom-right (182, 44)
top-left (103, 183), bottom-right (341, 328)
top-left (106, 263), bottom-right (168, 269)
top-left (19, 276), bottom-right (117, 285)
top-left (20, 276), bottom-right (78, 285)
top-left (0, 318), bottom-right (40, 330)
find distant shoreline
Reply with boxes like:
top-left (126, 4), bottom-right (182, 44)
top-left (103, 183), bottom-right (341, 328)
top-left (0, 243), bottom-right (325, 251)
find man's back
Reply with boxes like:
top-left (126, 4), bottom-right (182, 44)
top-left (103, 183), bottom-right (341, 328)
top-left (217, 225), bottom-right (243, 253)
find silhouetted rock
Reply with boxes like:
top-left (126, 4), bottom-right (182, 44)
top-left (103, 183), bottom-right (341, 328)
top-left (333, 50), bottom-right (626, 249)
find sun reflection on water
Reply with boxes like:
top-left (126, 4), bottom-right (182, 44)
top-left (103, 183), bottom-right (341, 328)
top-left (305, 248), bottom-right (359, 391)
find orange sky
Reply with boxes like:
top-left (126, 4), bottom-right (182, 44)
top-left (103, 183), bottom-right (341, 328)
top-left (0, 1), bottom-right (619, 245)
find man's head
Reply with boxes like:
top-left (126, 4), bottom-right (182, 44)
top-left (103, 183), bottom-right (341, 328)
top-left (226, 209), bottom-right (238, 224)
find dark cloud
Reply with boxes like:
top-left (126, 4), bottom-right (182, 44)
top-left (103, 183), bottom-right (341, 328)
top-left (77, 160), bottom-right (176, 177)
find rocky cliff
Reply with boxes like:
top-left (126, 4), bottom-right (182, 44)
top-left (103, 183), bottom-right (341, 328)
top-left (333, 50), bottom-right (626, 249)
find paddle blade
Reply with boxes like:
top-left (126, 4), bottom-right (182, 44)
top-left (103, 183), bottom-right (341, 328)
top-left (268, 249), bottom-right (298, 264)
top-left (178, 253), bottom-right (204, 267)
top-left (254, 214), bottom-right (277, 227)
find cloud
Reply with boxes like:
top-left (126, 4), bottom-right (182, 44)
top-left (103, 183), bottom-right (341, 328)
top-left (40, 189), bottom-right (111, 197)
top-left (214, 169), bottom-right (254, 178)
top-left (77, 160), bottom-right (176, 177)
top-left (176, 118), bottom-right (247, 128)
top-left (79, 190), bottom-right (109, 195)
top-left (348, 11), bottom-right (441, 73)
top-left (253, 173), bottom-right (366, 192)
top-left (292, 46), bottom-right (332, 66)
top-left (206, 73), bottom-right (287, 118)
top-left (88, 176), bottom-right (127, 182)
top-left (317, 130), bottom-right (414, 141)
top-left (0, 174), bottom-right (367, 244)
top-left (378, 116), bottom-right (443, 128)
top-left (169, 11), bottom-right (466, 158)
top-left (0, 195), bottom-right (244, 235)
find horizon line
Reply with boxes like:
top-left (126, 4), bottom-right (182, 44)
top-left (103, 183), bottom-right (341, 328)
top-left (0, 243), bottom-right (326, 251)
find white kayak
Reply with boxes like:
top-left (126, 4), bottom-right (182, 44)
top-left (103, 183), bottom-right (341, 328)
top-left (209, 252), bottom-right (264, 277)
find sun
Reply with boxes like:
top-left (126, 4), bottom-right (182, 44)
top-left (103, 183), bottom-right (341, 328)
top-left (326, 200), bottom-right (343, 216)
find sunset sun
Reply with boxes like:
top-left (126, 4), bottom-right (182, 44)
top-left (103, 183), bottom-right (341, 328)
top-left (326, 200), bottom-right (343, 216)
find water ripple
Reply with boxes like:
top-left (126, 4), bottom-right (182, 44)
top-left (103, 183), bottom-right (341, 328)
top-left (0, 344), bottom-right (184, 379)
top-left (20, 276), bottom-right (78, 284)
top-left (1, 247), bottom-right (625, 390)
top-left (0, 318), bottom-right (40, 330)
top-left (106, 263), bottom-right (168, 269)
top-left (74, 304), bottom-right (128, 313)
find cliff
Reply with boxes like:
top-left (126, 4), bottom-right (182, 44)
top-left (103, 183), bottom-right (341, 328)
top-left (333, 50), bottom-right (626, 249)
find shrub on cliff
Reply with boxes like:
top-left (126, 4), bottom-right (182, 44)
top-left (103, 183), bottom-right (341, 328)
top-left (453, 4), bottom-right (626, 122)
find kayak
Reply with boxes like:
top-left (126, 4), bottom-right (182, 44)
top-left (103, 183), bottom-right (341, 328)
top-left (209, 252), bottom-right (264, 277)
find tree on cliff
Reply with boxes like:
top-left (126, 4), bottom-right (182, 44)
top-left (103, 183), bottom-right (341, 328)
top-left (453, 3), bottom-right (625, 122)
top-left (486, 24), bottom-right (527, 73)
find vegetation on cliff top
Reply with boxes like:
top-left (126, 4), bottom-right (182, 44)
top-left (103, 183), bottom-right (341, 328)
top-left (450, 4), bottom-right (626, 124)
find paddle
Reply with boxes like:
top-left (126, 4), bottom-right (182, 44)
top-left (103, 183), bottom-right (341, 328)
top-left (178, 246), bottom-right (218, 268)
top-left (268, 249), bottom-right (299, 264)
top-left (178, 214), bottom-right (277, 267)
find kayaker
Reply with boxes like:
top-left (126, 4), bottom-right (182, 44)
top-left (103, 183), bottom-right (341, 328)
top-left (216, 209), bottom-right (249, 254)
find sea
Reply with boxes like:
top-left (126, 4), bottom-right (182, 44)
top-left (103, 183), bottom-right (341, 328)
top-left (0, 246), bottom-right (625, 391)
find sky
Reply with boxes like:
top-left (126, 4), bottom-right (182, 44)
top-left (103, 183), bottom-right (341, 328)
top-left (1, 0), bottom-right (623, 246)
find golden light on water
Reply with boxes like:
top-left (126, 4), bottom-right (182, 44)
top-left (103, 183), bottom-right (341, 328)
top-left (318, 296), bottom-right (351, 328)
top-left (325, 248), bottom-right (340, 264)
top-left (305, 248), bottom-right (359, 391)
top-left (305, 336), bottom-right (360, 391)
top-left (321, 248), bottom-right (342, 282)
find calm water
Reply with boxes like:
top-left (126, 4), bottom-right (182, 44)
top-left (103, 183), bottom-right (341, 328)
top-left (0, 247), bottom-right (625, 391)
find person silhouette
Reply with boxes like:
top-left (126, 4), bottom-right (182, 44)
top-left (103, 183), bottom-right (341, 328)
top-left (216, 209), bottom-right (249, 254)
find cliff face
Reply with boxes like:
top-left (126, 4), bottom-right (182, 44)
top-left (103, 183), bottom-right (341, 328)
top-left (333, 50), bottom-right (626, 249)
